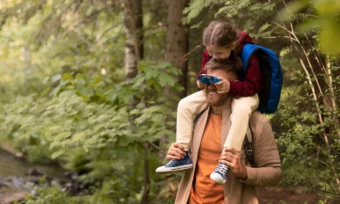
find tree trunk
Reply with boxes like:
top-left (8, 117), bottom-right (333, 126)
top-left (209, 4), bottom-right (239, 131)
top-left (165, 0), bottom-right (189, 98)
top-left (124, 0), bottom-right (150, 203)
top-left (159, 0), bottom-right (189, 168)
top-left (135, 0), bottom-right (144, 60)
top-left (140, 143), bottom-right (150, 204)
top-left (124, 0), bottom-right (138, 82)
top-left (132, 2), bottom-right (150, 203)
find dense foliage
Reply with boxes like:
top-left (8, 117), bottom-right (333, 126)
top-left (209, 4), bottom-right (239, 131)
top-left (0, 0), bottom-right (339, 203)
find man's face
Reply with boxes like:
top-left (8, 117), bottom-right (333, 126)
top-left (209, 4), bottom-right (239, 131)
top-left (205, 69), bottom-right (236, 106)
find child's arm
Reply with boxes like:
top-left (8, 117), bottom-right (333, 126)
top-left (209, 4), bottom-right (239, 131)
top-left (229, 54), bottom-right (262, 96)
top-left (200, 54), bottom-right (262, 96)
top-left (210, 54), bottom-right (262, 96)
top-left (196, 50), bottom-right (211, 85)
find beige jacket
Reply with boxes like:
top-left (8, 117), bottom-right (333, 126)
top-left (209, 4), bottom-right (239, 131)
top-left (175, 106), bottom-right (283, 204)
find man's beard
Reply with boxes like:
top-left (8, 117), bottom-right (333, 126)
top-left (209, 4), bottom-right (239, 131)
top-left (205, 89), bottom-right (229, 106)
top-left (209, 94), bottom-right (229, 106)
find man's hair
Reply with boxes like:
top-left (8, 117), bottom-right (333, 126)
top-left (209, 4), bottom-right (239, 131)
top-left (203, 58), bottom-right (240, 77)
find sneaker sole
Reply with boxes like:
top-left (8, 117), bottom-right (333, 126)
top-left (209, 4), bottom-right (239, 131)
top-left (155, 164), bottom-right (193, 174)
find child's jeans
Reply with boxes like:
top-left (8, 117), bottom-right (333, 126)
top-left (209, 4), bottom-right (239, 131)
top-left (176, 90), bottom-right (259, 151)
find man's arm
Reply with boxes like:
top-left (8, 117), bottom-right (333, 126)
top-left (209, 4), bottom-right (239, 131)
top-left (219, 117), bottom-right (282, 186)
top-left (244, 118), bottom-right (282, 186)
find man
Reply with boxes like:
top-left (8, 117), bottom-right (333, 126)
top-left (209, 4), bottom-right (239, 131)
top-left (167, 59), bottom-right (282, 204)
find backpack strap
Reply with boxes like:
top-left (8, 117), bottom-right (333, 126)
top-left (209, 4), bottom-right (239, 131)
top-left (240, 44), bottom-right (261, 72)
top-left (193, 108), bottom-right (209, 127)
top-left (243, 123), bottom-right (256, 167)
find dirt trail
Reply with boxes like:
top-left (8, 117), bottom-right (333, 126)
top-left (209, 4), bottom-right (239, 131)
top-left (258, 187), bottom-right (320, 204)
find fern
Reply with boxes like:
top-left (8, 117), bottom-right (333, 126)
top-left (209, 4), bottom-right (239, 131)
top-left (183, 0), bottom-right (225, 23)
top-left (249, 2), bottom-right (275, 12)
top-left (236, 0), bottom-right (251, 10)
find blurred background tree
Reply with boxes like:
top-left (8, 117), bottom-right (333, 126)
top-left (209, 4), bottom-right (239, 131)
top-left (0, 0), bottom-right (339, 203)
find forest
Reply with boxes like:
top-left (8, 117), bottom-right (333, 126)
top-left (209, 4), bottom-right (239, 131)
top-left (0, 0), bottom-right (339, 203)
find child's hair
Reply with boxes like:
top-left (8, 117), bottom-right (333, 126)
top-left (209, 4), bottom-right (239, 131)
top-left (203, 20), bottom-right (238, 48)
top-left (203, 58), bottom-right (239, 79)
top-left (203, 20), bottom-right (242, 68)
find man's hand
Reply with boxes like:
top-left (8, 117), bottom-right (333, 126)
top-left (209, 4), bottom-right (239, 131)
top-left (214, 78), bottom-right (230, 94)
top-left (166, 143), bottom-right (186, 160)
top-left (219, 148), bottom-right (248, 180)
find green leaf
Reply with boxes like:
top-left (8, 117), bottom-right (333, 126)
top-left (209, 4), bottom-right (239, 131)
top-left (158, 74), bottom-right (176, 87)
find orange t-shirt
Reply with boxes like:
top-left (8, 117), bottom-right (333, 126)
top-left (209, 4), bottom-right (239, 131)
top-left (189, 114), bottom-right (224, 204)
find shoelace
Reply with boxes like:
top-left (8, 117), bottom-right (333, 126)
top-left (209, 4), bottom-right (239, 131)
top-left (165, 160), bottom-right (176, 166)
top-left (165, 153), bottom-right (191, 166)
top-left (216, 164), bottom-right (229, 177)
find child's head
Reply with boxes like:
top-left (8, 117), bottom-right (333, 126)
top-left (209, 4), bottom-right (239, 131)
top-left (203, 20), bottom-right (238, 61)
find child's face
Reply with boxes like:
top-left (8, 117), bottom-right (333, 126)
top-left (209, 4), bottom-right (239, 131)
top-left (206, 43), bottom-right (236, 61)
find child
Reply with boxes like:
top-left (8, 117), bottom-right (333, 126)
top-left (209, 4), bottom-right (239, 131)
top-left (156, 20), bottom-right (263, 184)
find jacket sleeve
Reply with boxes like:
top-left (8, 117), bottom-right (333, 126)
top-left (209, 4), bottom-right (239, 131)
top-left (229, 54), bottom-right (263, 97)
top-left (196, 50), bottom-right (210, 79)
top-left (243, 116), bottom-right (283, 186)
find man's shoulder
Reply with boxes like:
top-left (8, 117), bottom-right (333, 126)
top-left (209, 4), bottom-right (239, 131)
top-left (250, 112), bottom-right (271, 136)
top-left (250, 111), bottom-right (269, 123)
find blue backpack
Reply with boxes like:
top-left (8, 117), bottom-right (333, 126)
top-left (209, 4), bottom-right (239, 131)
top-left (240, 44), bottom-right (283, 114)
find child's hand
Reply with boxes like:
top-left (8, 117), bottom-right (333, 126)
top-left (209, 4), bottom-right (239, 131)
top-left (196, 80), bottom-right (206, 89)
top-left (214, 78), bottom-right (230, 94)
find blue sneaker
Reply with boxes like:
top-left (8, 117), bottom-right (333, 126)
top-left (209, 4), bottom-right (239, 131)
top-left (210, 163), bottom-right (229, 184)
top-left (155, 152), bottom-right (193, 173)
